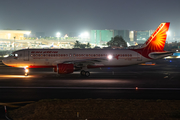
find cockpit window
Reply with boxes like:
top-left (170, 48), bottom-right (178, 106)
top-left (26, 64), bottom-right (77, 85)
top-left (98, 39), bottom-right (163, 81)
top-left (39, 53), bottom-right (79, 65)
top-left (9, 54), bottom-right (14, 57)
top-left (9, 53), bottom-right (18, 57)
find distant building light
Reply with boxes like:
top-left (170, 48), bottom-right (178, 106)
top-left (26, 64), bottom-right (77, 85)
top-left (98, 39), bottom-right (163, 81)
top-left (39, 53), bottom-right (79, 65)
top-left (26, 32), bottom-right (31, 35)
top-left (56, 32), bottom-right (61, 38)
top-left (7, 33), bottom-right (11, 39)
top-left (79, 32), bottom-right (89, 38)
top-left (166, 31), bottom-right (170, 35)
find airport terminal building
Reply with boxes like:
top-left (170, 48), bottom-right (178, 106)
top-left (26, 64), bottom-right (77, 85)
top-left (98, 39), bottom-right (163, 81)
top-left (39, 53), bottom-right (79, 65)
top-left (136, 30), bottom-right (154, 42)
top-left (90, 30), bottom-right (130, 46)
top-left (0, 30), bottom-right (31, 51)
top-left (0, 30), bottom-right (31, 40)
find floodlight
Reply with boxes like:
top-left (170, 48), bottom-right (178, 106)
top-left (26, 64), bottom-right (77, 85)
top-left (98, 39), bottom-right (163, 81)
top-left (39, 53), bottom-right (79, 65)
top-left (56, 32), bottom-right (60, 37)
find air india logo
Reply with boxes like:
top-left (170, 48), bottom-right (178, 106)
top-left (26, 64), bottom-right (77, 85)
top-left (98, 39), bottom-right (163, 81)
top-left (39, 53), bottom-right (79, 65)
top-left (144, 23), bottom-right (170, 51)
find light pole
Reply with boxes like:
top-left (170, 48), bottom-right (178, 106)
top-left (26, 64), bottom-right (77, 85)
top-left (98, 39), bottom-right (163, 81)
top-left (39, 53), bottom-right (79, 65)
top-left (167, 31), bottom-right (170, 42)
top-left (14, 37), bottom-right (16, 51)
top-left (56, 32), bottom-right (61, 48)
top-left (26, 32), bottom-right (31, 39)
top-left (80, 32), bottom-right (89, 42)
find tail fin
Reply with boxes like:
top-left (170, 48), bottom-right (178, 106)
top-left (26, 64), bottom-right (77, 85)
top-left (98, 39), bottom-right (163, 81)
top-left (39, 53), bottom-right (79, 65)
top-left (141, 22), bottom-right (170, 51)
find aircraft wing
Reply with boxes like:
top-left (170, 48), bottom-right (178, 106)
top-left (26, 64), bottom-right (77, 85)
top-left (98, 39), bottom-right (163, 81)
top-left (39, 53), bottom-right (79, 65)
top-left (62, 57), bottom-right (108, 67)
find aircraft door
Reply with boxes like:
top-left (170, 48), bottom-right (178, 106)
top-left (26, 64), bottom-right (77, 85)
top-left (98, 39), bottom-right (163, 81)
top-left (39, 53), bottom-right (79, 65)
top-left (24, 50), bottom-right (29, 61)
top-left (137, 52), bottom-right (142, 61)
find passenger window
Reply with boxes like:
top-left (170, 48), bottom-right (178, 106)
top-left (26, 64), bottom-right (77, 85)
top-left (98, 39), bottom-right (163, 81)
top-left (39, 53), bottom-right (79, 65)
top-left (10, 54), bottom-right (14, 57)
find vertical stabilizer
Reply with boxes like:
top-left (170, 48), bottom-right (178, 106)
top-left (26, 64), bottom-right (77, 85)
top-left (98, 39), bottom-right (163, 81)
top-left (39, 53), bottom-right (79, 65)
top-left (141, 22), bottom-right (170, 52)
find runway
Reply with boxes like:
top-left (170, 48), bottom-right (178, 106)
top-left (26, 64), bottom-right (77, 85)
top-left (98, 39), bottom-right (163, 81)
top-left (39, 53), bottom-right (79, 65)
top-left (0, 58), bottom-right (180, 103)
top-left (1, 58), bottom-right (180, 119)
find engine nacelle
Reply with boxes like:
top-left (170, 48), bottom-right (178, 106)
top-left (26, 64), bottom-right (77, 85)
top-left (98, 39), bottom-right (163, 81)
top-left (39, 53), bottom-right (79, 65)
top-left (53, 67), bottom-right (57, 72)
top-left (57, 63), bottom-right (74, 74)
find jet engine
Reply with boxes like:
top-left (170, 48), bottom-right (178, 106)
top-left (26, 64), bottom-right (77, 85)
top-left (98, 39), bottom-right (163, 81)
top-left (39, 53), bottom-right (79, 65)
top-left (57, 63), bottom-right (74, 74)
top-left (53, 67), bottom-right (57, 72)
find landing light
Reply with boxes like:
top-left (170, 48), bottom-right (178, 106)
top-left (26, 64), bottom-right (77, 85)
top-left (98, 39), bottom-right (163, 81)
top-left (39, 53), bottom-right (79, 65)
top-left (107, 55), bottom-right (113, 60)
top-left (24, 66), bottom-right (29, 72)
top-left (25, 69), bottom-right (29, 73)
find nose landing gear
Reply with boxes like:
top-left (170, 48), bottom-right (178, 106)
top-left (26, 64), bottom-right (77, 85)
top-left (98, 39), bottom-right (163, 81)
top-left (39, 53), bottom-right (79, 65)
top-left (24, 67), bottom-right (29, 76)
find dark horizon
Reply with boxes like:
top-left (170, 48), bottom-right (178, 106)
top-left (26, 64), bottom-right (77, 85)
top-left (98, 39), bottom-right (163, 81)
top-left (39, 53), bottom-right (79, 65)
top-left (0, 0), bottom-right (180, 36)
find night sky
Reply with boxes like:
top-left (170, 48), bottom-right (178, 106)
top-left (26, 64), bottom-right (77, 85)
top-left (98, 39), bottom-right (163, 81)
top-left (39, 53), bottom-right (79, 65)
top-left (0, 0), bottom-right (180, 36)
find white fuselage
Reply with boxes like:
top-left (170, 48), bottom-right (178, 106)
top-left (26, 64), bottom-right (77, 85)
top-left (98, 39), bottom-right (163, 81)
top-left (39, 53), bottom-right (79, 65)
top-left (3, 49), bottom-right (151, 68)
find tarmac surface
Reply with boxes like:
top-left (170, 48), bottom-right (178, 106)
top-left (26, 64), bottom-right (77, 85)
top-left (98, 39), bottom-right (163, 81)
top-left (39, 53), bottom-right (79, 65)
top-left (0, 58), bottom-right (180, 119)
top-left (0, 58), bottom-right (180, 101)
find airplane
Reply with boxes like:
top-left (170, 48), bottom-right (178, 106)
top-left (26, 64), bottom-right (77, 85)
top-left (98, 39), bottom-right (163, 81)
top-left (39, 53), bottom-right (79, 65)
top-left (2, 22), bottom-right (173, 77)
top-left (39, 42), bottom-right (54, 48)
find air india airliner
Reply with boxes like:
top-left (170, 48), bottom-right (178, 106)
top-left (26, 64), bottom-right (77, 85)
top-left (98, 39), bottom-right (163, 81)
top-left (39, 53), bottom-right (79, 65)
top-left (2, 22), bottom-right (172, 76)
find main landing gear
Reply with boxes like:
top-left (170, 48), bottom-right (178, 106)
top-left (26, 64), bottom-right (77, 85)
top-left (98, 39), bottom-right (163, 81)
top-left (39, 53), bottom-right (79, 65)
top-left (80, 70), bottom-right (90, 77)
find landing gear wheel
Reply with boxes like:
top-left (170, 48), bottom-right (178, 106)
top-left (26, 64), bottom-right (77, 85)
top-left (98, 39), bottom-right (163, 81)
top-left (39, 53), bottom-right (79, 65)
top-left (85, 71), bottom-right (90, 77)
top-left (81, 70), bottom-right (86, 76)
top-left (24, 67), bottom-right (29, 76)
top-left (25, 73), bottom-right (28, 76)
